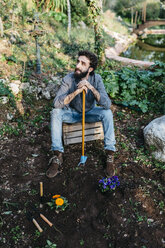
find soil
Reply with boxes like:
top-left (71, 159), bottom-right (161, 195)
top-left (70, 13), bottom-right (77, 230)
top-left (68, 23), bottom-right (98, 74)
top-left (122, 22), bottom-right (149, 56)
top-left (0, 103), bottom-right (165, 248)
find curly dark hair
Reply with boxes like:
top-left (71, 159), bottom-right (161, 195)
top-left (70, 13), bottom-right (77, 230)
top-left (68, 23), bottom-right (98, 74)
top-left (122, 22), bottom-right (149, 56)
top-left (78, 50), bottom-right (98, 74)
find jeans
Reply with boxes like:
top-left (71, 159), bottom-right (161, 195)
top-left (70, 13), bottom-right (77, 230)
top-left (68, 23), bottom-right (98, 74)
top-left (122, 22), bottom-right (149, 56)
top-left (51, 106), bottom-right (116, 153)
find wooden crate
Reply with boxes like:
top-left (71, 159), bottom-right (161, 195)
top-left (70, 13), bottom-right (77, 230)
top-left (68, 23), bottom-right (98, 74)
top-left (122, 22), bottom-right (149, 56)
top-left (63, 121), bottom-right (104, 145)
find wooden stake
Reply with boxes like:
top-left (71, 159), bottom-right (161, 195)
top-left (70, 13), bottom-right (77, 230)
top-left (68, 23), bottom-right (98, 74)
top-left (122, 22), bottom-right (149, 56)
top-left (40, 182), bottom-right (43, 208)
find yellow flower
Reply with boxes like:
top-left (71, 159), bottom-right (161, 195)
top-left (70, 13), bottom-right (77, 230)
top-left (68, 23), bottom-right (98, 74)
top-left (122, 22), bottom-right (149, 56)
top-left (55, 197), bottom-right (64, 206)
top-left (52, 194), bottom-right (61, 199)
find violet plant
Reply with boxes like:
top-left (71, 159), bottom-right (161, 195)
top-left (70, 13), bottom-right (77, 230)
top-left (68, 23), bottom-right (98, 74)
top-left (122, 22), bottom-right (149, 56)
top-left (99, 176), bottom-right (120, 192)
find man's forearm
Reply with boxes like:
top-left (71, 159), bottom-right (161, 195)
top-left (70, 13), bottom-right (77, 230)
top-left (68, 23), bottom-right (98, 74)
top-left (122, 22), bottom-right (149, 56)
top-left (77, 80), bottom-right (100, 102)
top-left (90, 86), bottom-right (100, 102)
top-left (64, 89), bottom-right (80, 105)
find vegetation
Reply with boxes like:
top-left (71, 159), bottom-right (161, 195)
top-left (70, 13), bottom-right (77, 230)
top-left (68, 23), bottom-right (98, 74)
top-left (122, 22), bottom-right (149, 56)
top-left (98, 60), bottom-right (165, 113)
top-left (104, 0), bottom-right (165, 24)
top-left (0, 1), bottom-right (165, 248)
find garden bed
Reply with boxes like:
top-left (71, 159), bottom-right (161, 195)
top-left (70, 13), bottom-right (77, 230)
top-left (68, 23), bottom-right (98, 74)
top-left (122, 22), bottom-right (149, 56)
top-left (0, 103), bottom-right (164, 248)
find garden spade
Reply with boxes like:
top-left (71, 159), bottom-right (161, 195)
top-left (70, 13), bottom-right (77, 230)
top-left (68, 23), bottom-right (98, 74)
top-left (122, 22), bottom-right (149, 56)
top-left (29, 204), bottom-right (53, 227)
top-left (26, 211), bottom-right (43, 233)
top-left (78, 90), bottom-right (87, 166)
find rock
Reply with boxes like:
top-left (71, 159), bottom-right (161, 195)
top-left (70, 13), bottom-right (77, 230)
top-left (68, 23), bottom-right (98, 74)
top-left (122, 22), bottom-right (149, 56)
top-left (0, 96), bottom-right (9, 104)
top-left (28, 86), bottom-right (37, 94)
top-left (0, 78), bottom-right (6, 84)
top-left (117, 16), bottom-right (122, 22)
top-left (9, 83), bottom-right (19, 95)
top-left (41, 89), bottom-right (51, 100)
top-left (143, 115), bottom-right (165, 162)
top-left (40, 82), bottom-right (46, 88)
top-left (54, 43), bottom-right (61, 49)
top-left (12, 80), bottom-right (21, 85)
top-left (20, 82), bottom-right (30, 91)
top-left (78, 21), bottom-right (86, 29)
top-left (7, 113), bottom-right (14, 121)
top-left (45, 82), bottom-right (58, 98)
top-left (51, 76), bottom-right (62, 85)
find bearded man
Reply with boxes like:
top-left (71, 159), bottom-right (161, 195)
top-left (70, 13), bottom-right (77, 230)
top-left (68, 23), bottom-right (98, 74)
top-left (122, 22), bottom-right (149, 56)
top-left (46, 50), bottom-right (116, 178)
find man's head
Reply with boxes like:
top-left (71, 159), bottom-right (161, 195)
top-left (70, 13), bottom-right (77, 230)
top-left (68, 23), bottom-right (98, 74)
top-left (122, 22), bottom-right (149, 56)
top-left (74, 50), bottom-right (98, 79)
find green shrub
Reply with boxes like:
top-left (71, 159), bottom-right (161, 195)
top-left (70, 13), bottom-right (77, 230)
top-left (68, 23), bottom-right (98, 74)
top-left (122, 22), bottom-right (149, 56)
top-left (0, 80), bottom-right (16, 107)
top-left (98, 61), bottom-right (165, 113)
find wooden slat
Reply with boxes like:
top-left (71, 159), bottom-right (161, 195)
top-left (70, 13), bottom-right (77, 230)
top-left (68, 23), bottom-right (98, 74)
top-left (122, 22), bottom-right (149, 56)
top-left (64, 133), bottom-right (104, 145)
top-left (63, 122), bottom-right (102, 132)
top-left (64, 127), bottom-right (103, 139)
top-left (63, 121), bottom-right (104, 145)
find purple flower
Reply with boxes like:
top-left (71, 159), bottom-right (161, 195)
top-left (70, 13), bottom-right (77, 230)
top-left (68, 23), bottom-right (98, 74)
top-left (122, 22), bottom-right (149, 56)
top-left (99, 176), bottom-right (120, 192)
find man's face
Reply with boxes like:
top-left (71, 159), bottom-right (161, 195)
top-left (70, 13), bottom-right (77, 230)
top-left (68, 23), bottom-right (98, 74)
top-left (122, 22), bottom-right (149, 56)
top-left (74, 56), bottom-right (92, 79)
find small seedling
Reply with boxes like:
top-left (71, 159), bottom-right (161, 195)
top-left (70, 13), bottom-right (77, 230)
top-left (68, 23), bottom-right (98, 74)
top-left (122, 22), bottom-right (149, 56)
top-left (80, 239), bottom-right (85, 246)
top-left (45, 240), bottom-right (57, 248)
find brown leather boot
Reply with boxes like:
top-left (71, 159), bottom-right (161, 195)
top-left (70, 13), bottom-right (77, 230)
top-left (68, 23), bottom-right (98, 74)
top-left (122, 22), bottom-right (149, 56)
top-left (46, 151), bottom-right (63, 178)
top-left (105, 150), bottom-right (115, 177)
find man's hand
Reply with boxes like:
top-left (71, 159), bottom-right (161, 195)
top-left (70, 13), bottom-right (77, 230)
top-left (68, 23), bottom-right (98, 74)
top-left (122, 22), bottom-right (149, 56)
top-left (77, 79), bottom-right (100, 102)
top-left (77, 80), bottom-right (93, 92)
top-left (77, 85), bottom-right (88, 94)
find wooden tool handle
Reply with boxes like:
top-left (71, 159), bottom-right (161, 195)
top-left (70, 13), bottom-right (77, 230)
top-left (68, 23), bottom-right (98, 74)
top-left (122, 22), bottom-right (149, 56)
top-left (82, 90), bottom-right (86, 156)
top-left (40, 214), bottom-right (53, 227)
top-left (40, 182), bottom-right (43, 197)
top-left (32, 218), bottom-right (43, 232)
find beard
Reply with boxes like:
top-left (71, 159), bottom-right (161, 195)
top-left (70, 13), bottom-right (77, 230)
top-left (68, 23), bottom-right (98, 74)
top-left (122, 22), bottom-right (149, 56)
top-left (74, 68), bottom-right (89, 80)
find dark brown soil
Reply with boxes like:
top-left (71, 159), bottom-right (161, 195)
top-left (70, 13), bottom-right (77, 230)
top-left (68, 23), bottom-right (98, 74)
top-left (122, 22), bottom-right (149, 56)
top-left (0, 104), bottom-right (165, 248)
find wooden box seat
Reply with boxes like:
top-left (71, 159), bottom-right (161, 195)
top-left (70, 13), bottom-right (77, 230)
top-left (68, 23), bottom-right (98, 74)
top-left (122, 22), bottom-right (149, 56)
top-left (63, 121), bottom-right (104, 145)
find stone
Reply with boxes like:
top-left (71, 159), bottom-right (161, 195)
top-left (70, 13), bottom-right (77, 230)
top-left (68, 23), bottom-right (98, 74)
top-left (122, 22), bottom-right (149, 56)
top-left (0, 96), bottom-right (9, 104)
top-left (7, 113), bottom-right (14, 121)
top-left (9, 83), bottom-right (19, 95)
top-left (45, 82), bottom-right (59, 98)
top-left (28, 86), bottom-right (37, 94)
top-left (20, 82), bottom-right (30, 91)
top-left (143, 115), bottom-right (165, 162)
top-left (41, 89), bottom-right (51, 100)
top-left (117, 16), bottom-right (122, 22)
top-left (78, 21), bottom-right (86, 29)
top-left (12, 80), bottom-right (21, 85)
top-left (0, 79), bottom-right (6, 84)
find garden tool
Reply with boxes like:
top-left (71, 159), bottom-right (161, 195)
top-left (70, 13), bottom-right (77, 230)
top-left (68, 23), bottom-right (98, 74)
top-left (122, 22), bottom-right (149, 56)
top-left (29, 204), bottom-right (53, 227)
top-left (26, 211), bottom-right (43, 233)
top-left (78, 90), bottom-right (87, 166)
top-left (39, 181), bottom-right (43, 208)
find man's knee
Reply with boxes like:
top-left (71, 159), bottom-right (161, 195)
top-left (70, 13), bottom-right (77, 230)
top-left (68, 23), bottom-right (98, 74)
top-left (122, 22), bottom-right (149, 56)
top-left (102, 109), bottom-right (113, 120)
top-left (51, 108), bottom-right (63, 119)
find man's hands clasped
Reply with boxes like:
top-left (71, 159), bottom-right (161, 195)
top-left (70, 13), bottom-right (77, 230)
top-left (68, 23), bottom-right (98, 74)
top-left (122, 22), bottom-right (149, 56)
top-left (77, 79), bottom-right (93, 94)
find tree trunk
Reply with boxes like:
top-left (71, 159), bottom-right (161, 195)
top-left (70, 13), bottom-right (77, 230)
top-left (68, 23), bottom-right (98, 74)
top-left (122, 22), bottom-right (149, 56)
top-left (134, 11), bottom-right (138, 28)
top-left (0, 17), bottom-right (4, 37)
top-left (67, 0), bottom-right (71, 39)
top-left (87, 0), bottom-right (105, 64)
top-left (131, 7), bottom-right (134, 26)
top-left (142, 1), bottom-right (147, 23)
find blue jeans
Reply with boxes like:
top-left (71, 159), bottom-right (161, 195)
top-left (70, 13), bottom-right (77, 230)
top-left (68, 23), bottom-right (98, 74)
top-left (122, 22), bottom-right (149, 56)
top-left (51, 106), bottom-right (116, 153)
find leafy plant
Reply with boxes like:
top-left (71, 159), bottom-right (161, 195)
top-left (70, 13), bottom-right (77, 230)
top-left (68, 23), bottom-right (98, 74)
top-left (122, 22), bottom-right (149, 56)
top-left (99, 176), bottom-right (120, 192)
top-left (44, 11), bottom-right (67, 24)
top-left (47, 194), bottom-right (69, 213)
top-left (44, 240), bottom-right (57, 248)
top-left (80, 239), bottom-right (85, 246)
top-left (10, 226), bottom-right (22, 244)
top-left (0, 80), bottom-right (15, 107)
top-left (98, 61), bottom-right (165, 113)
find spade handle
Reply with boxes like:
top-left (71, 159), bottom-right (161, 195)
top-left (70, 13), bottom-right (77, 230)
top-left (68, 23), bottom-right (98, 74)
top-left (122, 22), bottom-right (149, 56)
top-left (32, 218), bottom-right (43, 232)
top-left (40, 214), bottom-right (53, 227)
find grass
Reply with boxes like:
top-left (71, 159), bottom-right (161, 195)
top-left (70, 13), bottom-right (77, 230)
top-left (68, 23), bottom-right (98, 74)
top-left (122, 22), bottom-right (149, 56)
top-left (102, 10), bottom-right (129, 35)
top-left (0, 6), bottom-right (118, 80)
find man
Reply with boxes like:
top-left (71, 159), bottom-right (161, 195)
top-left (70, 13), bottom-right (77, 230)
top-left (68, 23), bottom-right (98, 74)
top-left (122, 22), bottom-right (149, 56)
top-left (46, 50), bottom-right (116, 178)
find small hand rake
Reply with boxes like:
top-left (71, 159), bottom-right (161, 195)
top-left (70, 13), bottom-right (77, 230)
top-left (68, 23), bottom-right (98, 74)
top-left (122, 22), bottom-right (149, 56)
top-left (78, 90), bottom-right (87, 166)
